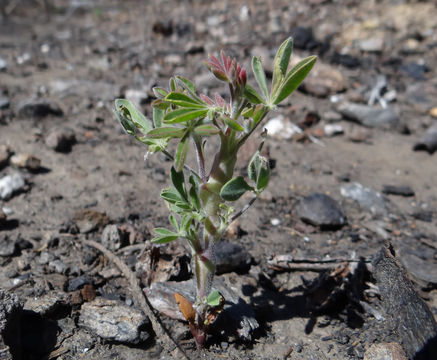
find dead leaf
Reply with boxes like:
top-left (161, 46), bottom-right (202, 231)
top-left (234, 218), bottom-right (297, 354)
top-left (174, 292), bottom-right (196, 324)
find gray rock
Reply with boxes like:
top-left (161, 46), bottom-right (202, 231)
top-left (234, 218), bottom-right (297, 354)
top-left (145, 278), bottom-right (259, 341)
top-left (215, 241), bottom-right (252, 274)
top-left (0, 57), bottom-right (6, 71)
top-left (338, 102), bottom-right (399, 128)
top-left (48, 259), bottom-right (69, 274)
top-left (0, 289), bottom-right (22, 360)
top-left (45, 127), bottom-right (76, 153)
top-left (24, 293), bottom-right (67, 316)
top-left (397, 247), bottom-right (437, 287)
top-left (0, 234), bottom-right (17, 257)
top-left (72, 210), bottom-right (110, 234)
top-left (341, 182), bottom-right (388, 217)
top-left (10, 153), bottom-right (41, 172)
top-left (17, 98), bottom-right (63, 118)
top-left (301, 60), bottom-right (345, 98)
top-left (363, 342), bottom-right (407, 360)
top-left (294, 193), bottom-right (346, 229)
top-left (0, 173), bottom-right (26, 200)
top-left (413, 123), bottom-right (437, 154)
top-left (79, 297), bottom-right (150, 344)
top-left (357, 38), bottom-right (384, 52)
top-left (0, 96), bottom-right (9, 109)
top-left (101, 224), bottom-right (125, 251)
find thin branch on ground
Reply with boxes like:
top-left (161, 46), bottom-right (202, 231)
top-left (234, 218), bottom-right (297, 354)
top-left (82, 239), bottom-right (189, 359)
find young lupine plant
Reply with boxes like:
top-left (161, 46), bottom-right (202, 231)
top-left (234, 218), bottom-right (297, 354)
top-left (114, 38), bottom-right (316, 346)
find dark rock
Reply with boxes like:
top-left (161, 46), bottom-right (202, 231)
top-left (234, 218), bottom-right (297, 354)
top-left (0, 290), bottom-right (23, 360)
top-left (17, 98), bottom-right (63, 118)
top-left (411, 211), bottom-right (433, 222)
top-left (45, 127), bottom-right (76, 153)
top-left (401, 62), bottom-right (429, 81)
top-left (0, 145), bottom-right (11, 169)
top-left (341, 182), bottom-right (388, 217)
top-left (291, 27), bottom-right (319, 50)
top-left (0, 173), bottom-right (26, 200)
top-left (397, 246), bottom-right (437, 287)
top-left (331, 52), bottom-right (361, 68)
top-left (413, 123), bottom-right (437, 154)
top-left (294, 193), bottom-right (346, 229)
top-left (145, 278), bottom-right (259, 341)
top-left (382, 185), bottom-right (415, 197)
top-left (215, 241), bottom-right (252, 274)
top-left (0, 209), bottom-right (6, 226)
top-left (337, 102), bottom-right (400, 129)
top-left (0, 96), bottom-right (9, 109)
top-left (72, 209), bottom-right (110, 234)
top-left (79, 297), bottom-right (150, 344)
top-left (67, 275), bottom-right (93, 292)
top-left (152, 21), bottom-right (173, 36)
top-left (373, 244), bottom-right (437, 359)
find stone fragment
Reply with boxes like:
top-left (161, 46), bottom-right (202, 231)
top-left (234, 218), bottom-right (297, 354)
top-left (0, 96), bottom-right (9, 109)
top-left (291, 26), bottom-right (319, 50)
top-left (101, 224), bottom-right (126, 251)
top-left (17, 98), bottom-right (63, 118)
top-left (79, 297), bottom-right (150, 344)
top-left (0, 145), bottom-right (11, 169)
top-left (72, 210), bottom-right (110, 234)
top-left (45, 127), bottom-right (76, 153)
top-left (0, 290), bottom-right (22, 359)
top-left (382, 185), bottom-right (414, 197)
top-left (337, 102), bottom-right (399, 128)
top-left (323, 124), bottom-right (344, 137)
top-left (24, 293), bottom-right (67, 316)
top-left (363, 342), bottom-right (407, 360)
top-left (401, 62), bottom-right (429, 81)
top-left (294, 193), bottom-right (346, 229)
top-left (397, 246), bottom-right (437, 287)
top-left (301, 61), bottom-right (345, 97)
top-left (145, 278), bottom-right (259, 341)
top-left (341, 182), bottom-right (387, 217)
top-left (0, 234), bottom-right (17, 257)
top-left (67, 275), bottom-right (93, 292)
top-left (215, 241), bottom-right (252, 274)
top-left (0, 173), bottom-right (26, 200)
top-left (405, 81), bottom-right (437, 113)
top-left (357, 38), bottom-right (384, 52)
top-left (10, 153), bottom-right (41, 172)
top-left (0, 57), bottom-right (7, 71)
top-left (413, 123), bottom-right (437, 154)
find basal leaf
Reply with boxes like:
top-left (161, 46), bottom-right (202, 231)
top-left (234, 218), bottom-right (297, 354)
top-left (164, 108), bottom-right (208, 124)
top-left (220, 176), bottom-right (253, 201)
top-left (251, 56), bottom-right (269, 102)
top-left (206, 290), bottom-right (223, 307)
top-left (272, 55), bottom-right (317, 105)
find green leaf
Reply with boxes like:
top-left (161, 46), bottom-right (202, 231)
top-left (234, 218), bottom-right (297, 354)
top-left (152, 99), bottom-right (170, 110)
top-left (272, 55), bottom-right (317, 105)
top-left (175, 76), bottom-right (196, 94)
top-left (114, 99), bottom-right (153, 134)
top-left (174, 136), bottom-right (189, 172)
top-left (161, 188), bottom-right (183, 204)
top-left (189, 175), bottom-right (200, 211)
top-left (146, 127), bottom-right (186, 139)
top-left (164, 108), bottom-right (208, 124)
top-left (153, 107), bottom-right (164, 128)
top-left (223, 116), bottom-right (244, 132)
top-left (248, 151), bottom-right (270, 191)
top-left (206, 290), bottom-right (223, 307)
top-left (165, 92), bottom-right (205, 109)
top-left (152, 228), bottom-right (179, 244)
top-left (244, 84), bottom-right (265, 105)
top-left (169, 214), bottom-right (179, 232)
top-left (152, 87), bottom-right (168, 99)
top-left (180, 214), bottom-right (193, 234)
top-left (251, 56), bottom-right (269, 102)
top-left (220, 176), bottom-right (253, 201)
top-left (171, 166), bottom-right (187, 201)
top-left (193, 124), bottom-right (220, 136)
top-left (241, 106), bottom-right (254, 119)
top-left (271, 37), bottom-right (293, 98)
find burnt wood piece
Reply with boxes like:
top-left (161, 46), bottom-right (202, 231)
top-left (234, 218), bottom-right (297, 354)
top-left (373, 244), bottom-right (437, 359)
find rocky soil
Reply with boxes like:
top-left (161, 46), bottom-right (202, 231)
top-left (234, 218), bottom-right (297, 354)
top-left (1, 0), bottom-right (437, 359)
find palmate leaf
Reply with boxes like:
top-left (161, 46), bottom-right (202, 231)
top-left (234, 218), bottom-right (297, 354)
top-left (174, 136), bottom-right (189, 172)
top-left (171, 166), bottom-right (187, 201)
top-left (193, 124), bottom-right (220, 136)
top-left (164, 108), bottom-right (208, 124)
top-left (165, 92), bottom-right (205, 109)
top-left (244, 84), bottom-right (265, 105)
top-left (146, 127), bottom-right (186, 139)
top-left (248, 151), bottom-right (270, 191)
top-left (151, 227), bottom-right (179, 244)
top-left (114, 98), bottom-right (153, 135)
top-left (272, 55), bottom-right (317, 105)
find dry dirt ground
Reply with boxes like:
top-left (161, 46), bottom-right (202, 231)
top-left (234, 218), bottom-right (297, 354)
top-left (1, 1), bottom-right (437, 359)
